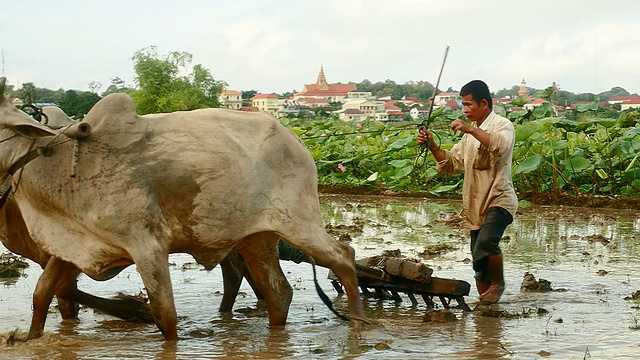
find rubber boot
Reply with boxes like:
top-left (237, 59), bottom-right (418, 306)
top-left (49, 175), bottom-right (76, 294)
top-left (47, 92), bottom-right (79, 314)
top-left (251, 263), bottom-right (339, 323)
top-left (479, 254), bottom-right (505, 304)
top-left (475, 278), bottom-right (491, 298)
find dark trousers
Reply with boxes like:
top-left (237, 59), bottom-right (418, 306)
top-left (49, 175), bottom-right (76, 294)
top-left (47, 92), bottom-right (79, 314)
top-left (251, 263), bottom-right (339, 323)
top-left (470, 207), bottom-right (513, 282)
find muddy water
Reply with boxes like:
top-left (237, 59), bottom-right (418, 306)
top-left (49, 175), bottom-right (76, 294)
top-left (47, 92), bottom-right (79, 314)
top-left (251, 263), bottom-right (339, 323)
top-left (1, 195), bottom-right (639, 359)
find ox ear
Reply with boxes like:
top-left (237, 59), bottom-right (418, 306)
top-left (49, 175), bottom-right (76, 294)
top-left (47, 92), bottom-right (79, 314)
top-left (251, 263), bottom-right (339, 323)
top-left (14, 123), bottom-right (57, 138)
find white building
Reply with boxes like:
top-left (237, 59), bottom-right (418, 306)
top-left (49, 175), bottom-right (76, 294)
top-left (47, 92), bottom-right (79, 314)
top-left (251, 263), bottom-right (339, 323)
top-left (219, 90), bottom-right (243, 110)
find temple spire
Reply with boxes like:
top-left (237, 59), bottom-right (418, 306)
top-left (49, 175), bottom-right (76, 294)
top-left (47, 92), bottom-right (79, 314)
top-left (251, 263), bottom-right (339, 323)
top-left (518, 78), bottom-right (528, 97)
top-left (316, 65), bottom-right (328, 90)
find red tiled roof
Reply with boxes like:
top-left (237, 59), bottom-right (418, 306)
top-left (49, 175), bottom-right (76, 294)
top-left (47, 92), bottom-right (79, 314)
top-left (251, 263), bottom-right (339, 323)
top-left (384, 102), bottom-right (401, 110)
top-left (251, 93), bottom-right (278, 100)
top-left (241, 106), bottom-right (259, 112)
top-left (608, 95), bottom-right (640, 102)
top-left (530, 98), bottom-right (548, 105)
top-left (493, 98), bottom-right (512, 104)
top-left (222, 90), bottom-right (241, 95)
top-left (297, 97), bottom-right (329, 104)
top-left (445, 100), bottom-right (460, 109)
top-left (622, 98), bottom-right (640, 104)
top-left (296, 83), bottom-right (356, 97)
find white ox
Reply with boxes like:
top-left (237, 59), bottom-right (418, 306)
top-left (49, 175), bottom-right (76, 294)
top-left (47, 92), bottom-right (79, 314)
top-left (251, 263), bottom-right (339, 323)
top-left (0, 77), bottom-right (367, 342)
top-left (0, 105), bottom-right (155, 322)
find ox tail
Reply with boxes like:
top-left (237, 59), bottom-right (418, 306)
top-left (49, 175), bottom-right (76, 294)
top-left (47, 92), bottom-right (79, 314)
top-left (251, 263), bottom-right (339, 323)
top-left (308, 256), bottom-right (349, 322)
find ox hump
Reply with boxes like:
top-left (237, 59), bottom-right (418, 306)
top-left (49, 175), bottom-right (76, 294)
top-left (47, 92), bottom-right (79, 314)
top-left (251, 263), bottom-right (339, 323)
top-left (83, 93), bottom-right (138, 128)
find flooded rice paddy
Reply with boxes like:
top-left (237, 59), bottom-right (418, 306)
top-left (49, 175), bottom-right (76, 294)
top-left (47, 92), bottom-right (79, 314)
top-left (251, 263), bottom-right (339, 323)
top-left (1, 194), bottom-right (639, 359)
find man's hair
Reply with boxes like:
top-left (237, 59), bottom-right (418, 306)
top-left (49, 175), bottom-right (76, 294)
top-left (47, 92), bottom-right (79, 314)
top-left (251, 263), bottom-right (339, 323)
top-left (460, 80), bottom-right (492, 110)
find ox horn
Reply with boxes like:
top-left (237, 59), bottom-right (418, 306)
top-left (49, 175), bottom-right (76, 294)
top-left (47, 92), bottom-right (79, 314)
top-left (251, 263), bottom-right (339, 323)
top-left (65, 122), bottom-right (92, 139)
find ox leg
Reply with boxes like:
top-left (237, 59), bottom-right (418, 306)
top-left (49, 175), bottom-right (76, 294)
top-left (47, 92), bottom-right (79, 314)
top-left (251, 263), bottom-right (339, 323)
top-left (133, 252), bottom-right (178, 341)
top-left (29, 257), bottom-right (76, 339)
top-left (237, 232), bottom-right (292, 327)
top-left (54, 267), bottom-right (82, 320)
top-left (286, 231), bottom-right (368, 325)
top-left (56, 298), bottom-right (80, 319)
top-left (219, 250), bottom-right (245, 313)
top-left (219, 249), bottom-right (266, 313)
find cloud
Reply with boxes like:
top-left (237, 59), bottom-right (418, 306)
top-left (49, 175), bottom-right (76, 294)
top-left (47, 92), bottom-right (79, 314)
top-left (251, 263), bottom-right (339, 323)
top-left (500, 20), bottom-right (640, 93)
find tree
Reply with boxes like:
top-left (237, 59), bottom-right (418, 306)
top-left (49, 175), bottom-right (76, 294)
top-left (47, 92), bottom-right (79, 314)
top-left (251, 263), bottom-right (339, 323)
top-left (390, 86), bottom-right (405, 100)
top-left (17, 82), bottom-right (38, 104)
top-left (494, 85), bottom-right (520, 99)
top-left (129, 46), bottom-right (227, 114)
top-left (88, 81), bottom-right (102, 94)
top-left (102, 77), bottom-right (133, 97)
top-left (278, 90), bottom-right (297, 98)
top-left (241, 90), bottom-right (258, 99)
top-left (394, 102), bottom-right (408, 111)
top-left (354, 79), bottom-right (434, 101)
top-left (58, 90), bottom-right (101, 118)
top-left (598, 86), bottom-right (630, 101)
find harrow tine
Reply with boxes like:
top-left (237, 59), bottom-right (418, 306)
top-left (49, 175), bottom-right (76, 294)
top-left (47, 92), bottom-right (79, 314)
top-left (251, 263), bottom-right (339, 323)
top-left (439, 296), bottom-right (450, 309)
top-left (407, 292), bottom-right (419, 307)
top-left (422, 294), bottom-right (436, 308)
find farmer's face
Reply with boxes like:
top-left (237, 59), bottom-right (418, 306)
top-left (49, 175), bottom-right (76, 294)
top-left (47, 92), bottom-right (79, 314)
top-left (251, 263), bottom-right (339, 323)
top-left (462, 94), bottom-right (489, 123)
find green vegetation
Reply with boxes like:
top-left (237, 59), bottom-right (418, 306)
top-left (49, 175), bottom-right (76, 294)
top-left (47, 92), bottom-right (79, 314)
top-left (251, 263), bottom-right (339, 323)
top-left (283, 102), bottom-right (640, 198)
top-left (130, 46), bottom-right (227, 115)
top-left (4, 47), bottom-right (638, 199)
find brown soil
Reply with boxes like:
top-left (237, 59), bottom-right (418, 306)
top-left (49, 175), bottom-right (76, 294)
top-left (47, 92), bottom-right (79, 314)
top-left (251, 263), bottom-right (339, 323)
top-left (318, 184), bottom-right (640, 209)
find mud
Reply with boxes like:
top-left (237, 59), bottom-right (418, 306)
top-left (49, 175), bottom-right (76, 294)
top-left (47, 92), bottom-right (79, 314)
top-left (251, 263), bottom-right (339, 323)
top-left (1, 194), bottom-right (639, 359)
top-left (0, 252), bottom-right (29, 279)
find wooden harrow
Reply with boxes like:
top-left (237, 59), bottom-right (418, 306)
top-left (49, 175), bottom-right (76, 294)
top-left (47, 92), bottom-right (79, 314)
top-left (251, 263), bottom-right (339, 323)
top-left (329, 256), bottom-right (472, 311)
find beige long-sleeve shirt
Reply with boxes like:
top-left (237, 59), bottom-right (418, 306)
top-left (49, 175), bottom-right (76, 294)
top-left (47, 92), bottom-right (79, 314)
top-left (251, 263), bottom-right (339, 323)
top-left (436, 111), bottom-right (518, 230)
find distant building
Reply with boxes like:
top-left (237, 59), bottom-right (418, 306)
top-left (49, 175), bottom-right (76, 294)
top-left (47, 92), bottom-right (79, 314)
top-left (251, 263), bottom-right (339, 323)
top-left (219, 90), bottom-right (243, 110)
top-left (250, 93), bottom-right (279, 115)
top-left (620, 98), bottom-right (640, 111)
top-left (346, 90), bottom-right (373, 99)
top-left (410, 106), bottom-right (430, 119)
top-left (518, 79), bottom-right (528, 97)
top-left (523, 98), bottom-right (549, 110)
top-left (338, 108), bottom-right (367, 122)
top-left (295, 97), bottom-right (329, 108)
top-left (434, 92), bottom-right (460, 103)
top-left (294, 66), bottom-right (357, 103)
top-left (341, 98), bottom-right (383, 117)
top-left (276, 99), bottom-right (312, 118)
top-left (387, 111), bottom-right (405, 122)
top-left (384, 101), bottom-right (402, 113)
top-left (442, 99), bottom-right (460, 111)
top-left (608, 95), bottom-right (640, 105)
top-left (374, 112), bottom-right (389, 122)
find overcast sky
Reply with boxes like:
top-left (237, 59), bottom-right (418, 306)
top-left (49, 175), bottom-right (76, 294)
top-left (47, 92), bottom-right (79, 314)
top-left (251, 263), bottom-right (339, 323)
top-left (2, 0), bottom-right (639, 96)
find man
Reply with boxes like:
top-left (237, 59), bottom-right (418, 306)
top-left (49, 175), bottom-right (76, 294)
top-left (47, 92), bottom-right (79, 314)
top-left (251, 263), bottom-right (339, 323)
top-left (417, 80), bottom-right (518, 304)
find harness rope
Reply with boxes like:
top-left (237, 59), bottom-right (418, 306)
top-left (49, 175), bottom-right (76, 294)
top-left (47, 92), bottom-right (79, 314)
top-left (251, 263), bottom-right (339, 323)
top-left (0, 122), bottom-right (82, 209)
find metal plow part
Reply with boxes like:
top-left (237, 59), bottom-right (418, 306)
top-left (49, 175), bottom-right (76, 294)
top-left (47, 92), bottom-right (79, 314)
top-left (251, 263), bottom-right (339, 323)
top-left (329, 256), bottom-right (472, 312)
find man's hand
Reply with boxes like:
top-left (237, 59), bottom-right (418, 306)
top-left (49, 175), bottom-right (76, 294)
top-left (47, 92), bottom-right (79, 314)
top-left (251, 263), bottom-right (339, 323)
top-left (451, 119), bottom-right (473, 135)
top-left (418, 128), bottom-right (439, 151)
top-left (417, 128), bottom-right (431, 145)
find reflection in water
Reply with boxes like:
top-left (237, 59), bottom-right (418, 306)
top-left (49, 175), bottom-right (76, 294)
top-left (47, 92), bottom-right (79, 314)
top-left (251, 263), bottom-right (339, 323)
top-left (1, 195), bottom-right (639, 358)
top-left (468, 313), bottom-right (507, 360)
